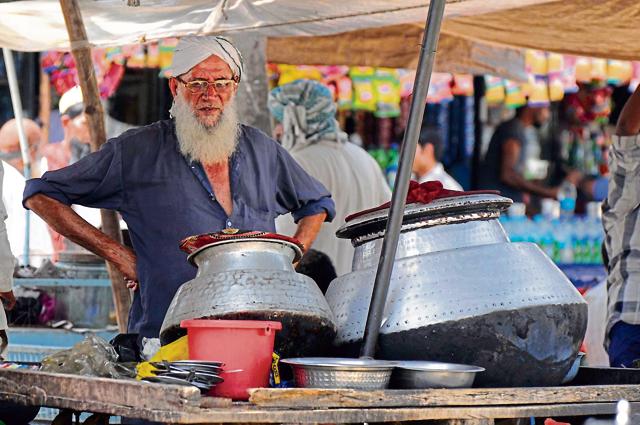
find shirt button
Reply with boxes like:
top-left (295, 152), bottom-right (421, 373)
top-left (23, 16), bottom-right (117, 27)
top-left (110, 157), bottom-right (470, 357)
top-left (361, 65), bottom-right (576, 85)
top-left (226, 220), bottom-right (232, 228)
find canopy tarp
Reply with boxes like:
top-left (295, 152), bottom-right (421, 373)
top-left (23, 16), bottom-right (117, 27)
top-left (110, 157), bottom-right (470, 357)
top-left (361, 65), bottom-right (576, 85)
top-left (1, 0), bottom-right (636, 80)
top-left (0, 0), bottom-right (552, 51)
top-left (267, 24), bottom-right (528, 81)
top-left (269, 0), bottom-right (640, 72)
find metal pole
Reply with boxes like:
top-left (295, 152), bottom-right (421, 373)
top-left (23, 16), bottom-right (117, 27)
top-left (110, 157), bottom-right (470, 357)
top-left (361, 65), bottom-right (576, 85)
top-left (360, 0), bottom-right (446, 358)
top-left (3, 48), bottom-right (31, 266)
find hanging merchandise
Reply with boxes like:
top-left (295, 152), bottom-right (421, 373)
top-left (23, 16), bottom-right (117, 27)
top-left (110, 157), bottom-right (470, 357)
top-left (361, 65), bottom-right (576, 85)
top-left (561, 56), bottom-right (579, 94)
top-left (372, 68), bottom-right (401, 118)
top-left (124, 44), bottom-right (146, 69)
top-left (398, 70), bottom-right (416, 98)
top-left (105, 47), bottom-right (126, 65)
top-left (146, 43), bottom-right (160, 69)
top-left (525, 50), bottom-right (548, 76)
top-left (451, 74), bottom-right (474, 97)
top-left (335, 76), bottom-right (353, 110)
top-left (484, 76), bottom-right (505, 105)
top-left (159, 38), bottom-right (178, 77)
top-left (527, 76), bottom-right (551, 107)
top-left (547, 53), bottom-right (563, 75)
top-left (590, 59), bottom-right (607, 81)
top-left (350, 67), bottom-right (377, 112)
top-left (504, 79), bottom-right (527, 109)
top-left (547, 53), bottom-right (565, 102)
top-left (426, 73), bottom-right (453, 104)
top-left (607, 60), bottom-right (633, 85)
top-left (278, 64), bottom-right (323, 86)
top-left (575, 57), bottom-right (592, 83)
top-left (41, 51), bottom-right (124, 99)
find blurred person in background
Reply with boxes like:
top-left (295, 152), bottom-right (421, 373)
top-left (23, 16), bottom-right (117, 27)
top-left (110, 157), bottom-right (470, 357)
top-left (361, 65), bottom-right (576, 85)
top-left (40, 85), bottom-right (92, 172)
top-left (0, 117), bottom-right (42, 176)
top-left (269, 79), bottom-right (391, 276)
top-left (0, 158), bottom-right (15, 357)
top-left (478, 104), bottom-right (563, 203)
top-left (40, 86), bottom-right (102, 258)
top-left (413, 126), bottom-right (463, 190)
top-left (0, 118), bottom-right (53, 267)
top-left (602, 84), bottom-right (640, 367)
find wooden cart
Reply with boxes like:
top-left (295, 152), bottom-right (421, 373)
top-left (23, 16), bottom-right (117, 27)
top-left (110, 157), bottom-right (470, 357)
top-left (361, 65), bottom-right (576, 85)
top-left (1, 368), bottom-right (638, 424)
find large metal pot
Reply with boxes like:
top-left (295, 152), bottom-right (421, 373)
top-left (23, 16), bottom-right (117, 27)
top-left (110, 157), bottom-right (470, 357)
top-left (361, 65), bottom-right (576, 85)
top-left (325, 194), bottom-right (588, 387)
top-left (160, 232), bottom-right (337, 358)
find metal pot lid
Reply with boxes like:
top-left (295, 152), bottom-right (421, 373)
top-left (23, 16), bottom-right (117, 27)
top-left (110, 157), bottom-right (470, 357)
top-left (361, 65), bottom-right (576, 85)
top-left (180, 229), bottom-right (304, 264)
top-left (337, 193), bottom-right (512, 240)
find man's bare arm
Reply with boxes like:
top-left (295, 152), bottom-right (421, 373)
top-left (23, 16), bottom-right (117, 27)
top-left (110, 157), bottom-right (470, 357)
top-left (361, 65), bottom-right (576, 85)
top-left (293, 212), bottom-right (326, 254)
top-left (500, 139), bottom-right (558, 199)
top-left (25, 194), bottom-right (137, 281)
top-left (617, 85), bottom-right (640, 136)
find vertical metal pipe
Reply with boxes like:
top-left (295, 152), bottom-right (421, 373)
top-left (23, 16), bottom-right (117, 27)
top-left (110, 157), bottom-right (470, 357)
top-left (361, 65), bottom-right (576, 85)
top-left (3, 48), bottom-right (31, 266)
top-left (360, 0), bottom-right (446, 358)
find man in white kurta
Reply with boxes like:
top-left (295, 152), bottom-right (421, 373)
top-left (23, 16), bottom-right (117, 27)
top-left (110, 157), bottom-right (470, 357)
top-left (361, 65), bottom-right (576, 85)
top-left (270, 80), bottom-right (391, 276)
top-left (2, 160), bottom-right (53, 267)
top-left (0, 162), bottom-right (17, 358)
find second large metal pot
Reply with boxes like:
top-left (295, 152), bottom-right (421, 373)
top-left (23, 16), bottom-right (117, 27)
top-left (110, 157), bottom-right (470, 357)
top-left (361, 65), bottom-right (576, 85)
top-left (160, 232), bottom-right (337, 358)
top-left (326, 194), bottom-right (588, 387)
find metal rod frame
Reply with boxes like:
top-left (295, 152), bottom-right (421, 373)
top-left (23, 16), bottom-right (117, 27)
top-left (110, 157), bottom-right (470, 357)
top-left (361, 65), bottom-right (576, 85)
top-left (360, 0), bottom-right (447, 358)
top-left (3, 47), bottom-right (31, 266)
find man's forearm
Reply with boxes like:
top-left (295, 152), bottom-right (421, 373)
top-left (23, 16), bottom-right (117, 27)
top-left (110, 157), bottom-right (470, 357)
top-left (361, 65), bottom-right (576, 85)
top-left (293, 212), bottom-right (326, 254)
top-left (617, 85), bottom-right (640, 136)
top-left (502, 169), bottom-right (557, 199)
top-left (25, 194), bottom-right (136, 278)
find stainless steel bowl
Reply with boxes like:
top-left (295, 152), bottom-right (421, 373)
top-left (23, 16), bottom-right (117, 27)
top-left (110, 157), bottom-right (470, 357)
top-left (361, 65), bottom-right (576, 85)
top-left (390, 361), bottom-right (485, 389)
top-left (281, 357), bottom-right (395, 390)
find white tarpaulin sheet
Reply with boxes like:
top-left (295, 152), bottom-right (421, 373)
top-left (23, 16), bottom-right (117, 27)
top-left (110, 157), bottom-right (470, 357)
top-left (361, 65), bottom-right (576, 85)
top-left (0, 0), bottom-right (554, 52)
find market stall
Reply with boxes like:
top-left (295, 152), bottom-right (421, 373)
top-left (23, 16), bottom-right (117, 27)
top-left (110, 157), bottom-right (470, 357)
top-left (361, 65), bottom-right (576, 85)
top-left (1, 367), bottom-right (640, 424)
top-left (0, 1), bottom-right (638, 424)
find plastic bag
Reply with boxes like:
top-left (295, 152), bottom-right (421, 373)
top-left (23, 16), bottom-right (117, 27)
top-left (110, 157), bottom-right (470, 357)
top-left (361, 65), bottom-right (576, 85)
top-left (41, 335), bottom-right (135, 379)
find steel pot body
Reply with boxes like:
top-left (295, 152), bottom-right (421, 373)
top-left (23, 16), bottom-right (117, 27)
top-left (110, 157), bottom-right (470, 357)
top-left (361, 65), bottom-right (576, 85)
top-left (160, 239), bottom-right (337, 358)
top-left (326, 194), bottom-right (588, 387)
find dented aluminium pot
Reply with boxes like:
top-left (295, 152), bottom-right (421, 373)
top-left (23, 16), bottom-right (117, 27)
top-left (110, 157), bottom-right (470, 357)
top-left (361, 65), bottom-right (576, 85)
top-left (160, 232), bottom-right (337, 358)
top-left (325, 194), bottom-right (588, 387)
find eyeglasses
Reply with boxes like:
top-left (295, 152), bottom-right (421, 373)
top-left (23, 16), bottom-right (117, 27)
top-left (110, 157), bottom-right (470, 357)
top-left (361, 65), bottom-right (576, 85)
top-left (176, 77), bottom-right (237, 95)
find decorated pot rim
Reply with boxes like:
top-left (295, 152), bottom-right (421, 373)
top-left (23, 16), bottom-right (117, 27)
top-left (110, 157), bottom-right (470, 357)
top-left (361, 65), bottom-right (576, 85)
top-left (180, 230), bottom-right (304, 264)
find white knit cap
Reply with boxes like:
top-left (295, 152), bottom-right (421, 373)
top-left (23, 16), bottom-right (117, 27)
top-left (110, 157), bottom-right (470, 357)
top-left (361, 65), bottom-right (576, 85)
top-left (59, 85), bottom-right (83, 115)
top-left (166, 35), bottom-right (243, 80)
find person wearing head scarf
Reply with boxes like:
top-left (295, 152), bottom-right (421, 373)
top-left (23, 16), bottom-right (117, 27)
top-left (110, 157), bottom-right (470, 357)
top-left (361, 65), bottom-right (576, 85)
top-left (269, 79), bottom-right (391, 276)
top-left (22, 37), bottom-right (335, 348)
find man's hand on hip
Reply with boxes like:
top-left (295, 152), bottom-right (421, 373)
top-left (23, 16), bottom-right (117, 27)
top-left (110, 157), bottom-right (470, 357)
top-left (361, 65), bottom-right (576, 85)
top-left (293, 212), bottom-right (327, 255)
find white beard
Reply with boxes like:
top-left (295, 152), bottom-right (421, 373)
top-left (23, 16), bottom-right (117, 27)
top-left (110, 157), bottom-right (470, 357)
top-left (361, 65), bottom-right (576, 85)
top-left (170, 95), bottom-right (240, 163)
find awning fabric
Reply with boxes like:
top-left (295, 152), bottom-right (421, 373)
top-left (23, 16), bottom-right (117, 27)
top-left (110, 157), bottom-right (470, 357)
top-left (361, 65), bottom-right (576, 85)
top-left (0, 0), bottom-right (552, 52)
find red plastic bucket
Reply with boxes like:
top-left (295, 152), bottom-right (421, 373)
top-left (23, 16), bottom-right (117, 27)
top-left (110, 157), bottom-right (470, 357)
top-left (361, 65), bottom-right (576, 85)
top-left (180, 319), bottom-right (282, 400)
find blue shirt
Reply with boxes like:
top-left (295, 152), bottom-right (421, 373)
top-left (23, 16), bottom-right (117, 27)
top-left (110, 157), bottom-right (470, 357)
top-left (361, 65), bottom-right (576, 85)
top-left (23, 120), bottom-right (335, 338)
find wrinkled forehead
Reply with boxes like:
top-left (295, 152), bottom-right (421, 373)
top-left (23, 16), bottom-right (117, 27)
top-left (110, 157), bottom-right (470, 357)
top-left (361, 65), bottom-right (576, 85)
top-left (182, 55), bottom-right (234, 80)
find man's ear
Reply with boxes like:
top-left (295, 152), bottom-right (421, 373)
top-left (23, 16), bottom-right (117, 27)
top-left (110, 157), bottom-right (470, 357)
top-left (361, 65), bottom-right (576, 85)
top-left (169, 78), bottom-right (178, 97)
top-left (425, 143), bottom-right (435, 158)
top-left (60, 115), bottom-right (70, 127)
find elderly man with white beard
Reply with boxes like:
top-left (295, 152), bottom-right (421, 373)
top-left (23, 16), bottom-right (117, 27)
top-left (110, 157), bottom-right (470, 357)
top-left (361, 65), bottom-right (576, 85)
top-left (22, 36), bottom-right (335, 342)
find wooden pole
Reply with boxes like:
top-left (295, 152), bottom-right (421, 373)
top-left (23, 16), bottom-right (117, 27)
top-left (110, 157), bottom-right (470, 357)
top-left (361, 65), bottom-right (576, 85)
top-left (59, 0), bottom-right (131, 333)
top-left (38, 68), bottom-right (51, 150)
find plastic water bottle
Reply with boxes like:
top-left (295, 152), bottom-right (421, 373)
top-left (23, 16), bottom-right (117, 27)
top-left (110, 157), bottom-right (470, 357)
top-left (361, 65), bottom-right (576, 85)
top-left (385, 145), bottom-right (400, 189)
top-left (557, 181), bottom-right (577, 218)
